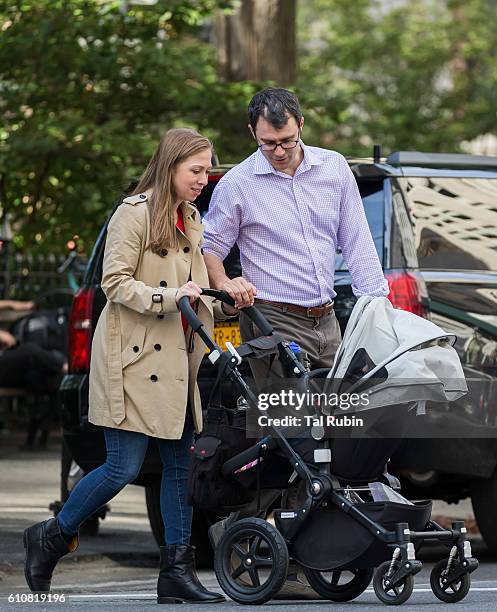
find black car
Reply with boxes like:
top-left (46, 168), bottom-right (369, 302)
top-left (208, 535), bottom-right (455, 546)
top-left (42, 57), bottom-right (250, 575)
top-left (58, 151), bottom-right (497, 559)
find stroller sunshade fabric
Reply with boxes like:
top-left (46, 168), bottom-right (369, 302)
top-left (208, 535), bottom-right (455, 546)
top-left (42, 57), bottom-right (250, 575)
top-left (325, 297), bottom-right (467, 413)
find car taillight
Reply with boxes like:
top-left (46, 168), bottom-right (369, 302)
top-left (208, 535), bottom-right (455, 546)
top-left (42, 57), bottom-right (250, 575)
top-left (385, 271), bottom-right (428, 317)
top-left (68, 287), bottom-right (94, 373)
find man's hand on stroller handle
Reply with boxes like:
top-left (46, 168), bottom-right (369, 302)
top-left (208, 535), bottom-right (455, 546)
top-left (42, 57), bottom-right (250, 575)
top-left (220, 276), bottom-right (256, 309)
top-left (178, 288), bottom-right (275, 340)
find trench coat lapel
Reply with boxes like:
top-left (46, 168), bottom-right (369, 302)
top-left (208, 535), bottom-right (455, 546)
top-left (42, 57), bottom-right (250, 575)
top-left (181, 201), bottom-right (202, 252)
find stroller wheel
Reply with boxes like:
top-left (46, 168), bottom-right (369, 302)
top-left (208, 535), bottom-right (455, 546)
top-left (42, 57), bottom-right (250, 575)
top-left (214, 517), bottom-right (289, 604)
top-left (373, 561), bottom-right (414, 605)
top-left (430, 559), bottom-right (471, 603)
top-left (302, 566), bottom-right (373, 602)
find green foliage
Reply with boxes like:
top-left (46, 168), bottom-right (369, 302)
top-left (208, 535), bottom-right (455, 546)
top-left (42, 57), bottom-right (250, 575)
top-left (298, 0), bottom-right (497, 156)
top-left (0, 0), bottom-right (255, 253)
top-left (3, 0), bottom-right (496, 255)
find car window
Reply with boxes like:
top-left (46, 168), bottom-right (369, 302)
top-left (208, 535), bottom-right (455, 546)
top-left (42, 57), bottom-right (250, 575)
top-left (400, 177), bottom-right (497, 271)
top-left (335, 180), bottom-right (385, 271)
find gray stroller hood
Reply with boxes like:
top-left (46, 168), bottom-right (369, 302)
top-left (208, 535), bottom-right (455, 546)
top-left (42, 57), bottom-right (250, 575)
top-left (324, 296), bottom-right (467, 413)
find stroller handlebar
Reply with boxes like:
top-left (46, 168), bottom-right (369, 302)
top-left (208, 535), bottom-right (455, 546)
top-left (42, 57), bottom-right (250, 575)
top-left (177, 288), bottom-right (275, 338)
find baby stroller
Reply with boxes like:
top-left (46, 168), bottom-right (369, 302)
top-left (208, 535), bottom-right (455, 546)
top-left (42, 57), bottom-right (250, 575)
top-left (181, 290), bottom-right (478, 606)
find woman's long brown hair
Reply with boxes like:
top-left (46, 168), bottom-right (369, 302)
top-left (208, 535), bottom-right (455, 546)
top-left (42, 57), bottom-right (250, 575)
top-left (133, 128), bottom-right (212, 253)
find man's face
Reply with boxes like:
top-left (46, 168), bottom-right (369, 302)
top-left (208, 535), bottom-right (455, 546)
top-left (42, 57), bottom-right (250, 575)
top-left (251, 115), bottom-right (303, 172)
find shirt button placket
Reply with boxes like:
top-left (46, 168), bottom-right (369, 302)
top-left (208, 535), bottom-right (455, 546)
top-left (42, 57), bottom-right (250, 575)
top-left (294, 180), bottom-right (322, 288)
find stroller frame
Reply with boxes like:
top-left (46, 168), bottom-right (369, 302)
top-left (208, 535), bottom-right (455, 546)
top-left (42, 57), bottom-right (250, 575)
top-left (181, 290), bottom-right (479, 605)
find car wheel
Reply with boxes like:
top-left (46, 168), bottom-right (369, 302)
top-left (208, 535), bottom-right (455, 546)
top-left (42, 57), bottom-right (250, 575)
top-left (470, 469), bottom-right (497, 555)
top-left (145, 482), bottom-right (165, 547)
top-left (79, 514), bottom-right (100, 537)
top-left (145, 482), bottom-right (214, 567)
top-left (60, 438), bottom-right (73, 502)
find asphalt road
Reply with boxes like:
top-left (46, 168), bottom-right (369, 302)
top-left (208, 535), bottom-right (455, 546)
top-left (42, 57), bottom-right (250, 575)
top-left (1, 432), bottom-right (496, 611)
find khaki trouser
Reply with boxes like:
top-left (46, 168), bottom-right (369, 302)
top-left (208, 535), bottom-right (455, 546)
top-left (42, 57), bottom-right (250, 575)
top-left (239, 301), bottom-right (342, 387)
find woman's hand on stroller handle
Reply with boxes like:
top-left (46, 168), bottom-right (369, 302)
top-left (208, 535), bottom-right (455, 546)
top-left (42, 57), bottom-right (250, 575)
top-left (175, 281), bottom-right (203, 305)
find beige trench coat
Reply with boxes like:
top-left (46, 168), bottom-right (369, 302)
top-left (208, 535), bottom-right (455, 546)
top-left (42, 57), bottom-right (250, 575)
top-left (88, 190), bottom-right (226, 439)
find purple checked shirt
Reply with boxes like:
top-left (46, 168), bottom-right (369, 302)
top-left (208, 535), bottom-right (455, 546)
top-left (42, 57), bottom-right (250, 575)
top-left (203, 143), bottom-right (389, 307)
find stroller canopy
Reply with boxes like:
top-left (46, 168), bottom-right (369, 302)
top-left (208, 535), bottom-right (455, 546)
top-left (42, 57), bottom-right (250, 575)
top-left (325, 296), bottom-right (467, 412)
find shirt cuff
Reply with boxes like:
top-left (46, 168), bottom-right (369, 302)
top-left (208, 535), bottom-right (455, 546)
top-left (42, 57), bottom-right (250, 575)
top-left (202, 243), bottom-right (230, 262)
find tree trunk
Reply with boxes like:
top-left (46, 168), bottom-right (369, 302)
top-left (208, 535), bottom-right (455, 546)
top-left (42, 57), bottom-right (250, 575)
top-left (215, 0), bottom-right (296, 84)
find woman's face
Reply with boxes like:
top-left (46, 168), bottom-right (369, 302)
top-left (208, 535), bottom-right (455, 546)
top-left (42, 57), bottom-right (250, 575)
top-left (172, 148), bottom-right (212, 203)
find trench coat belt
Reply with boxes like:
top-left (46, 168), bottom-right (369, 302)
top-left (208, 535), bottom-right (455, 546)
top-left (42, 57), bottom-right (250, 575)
top-left (106, 303), bottom-right (126, 425)
top-left (254, 298), bottom-right (334, 318)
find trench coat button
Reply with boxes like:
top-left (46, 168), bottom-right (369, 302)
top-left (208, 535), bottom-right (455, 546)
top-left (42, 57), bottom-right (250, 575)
top-left (157, 314), bottom-right (164, 320)
top-left (160, 249), bottom-right (168, 257)
top-left (150, 374), bottom-right (158, 382)
top-left (201, 247), bottom-right (204, 254)
top-left (183, 246), bottom-right (190, 253)
top-left (133, 345), bottom-right (139, 352)
top-left (159, 280), bottom-right (167, 287)
top-left (154, 344), bottom-right (161, 351)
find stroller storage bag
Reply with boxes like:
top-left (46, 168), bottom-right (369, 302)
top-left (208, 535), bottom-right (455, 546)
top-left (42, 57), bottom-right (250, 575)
top-left (187, 409), bottom-right (255, 511)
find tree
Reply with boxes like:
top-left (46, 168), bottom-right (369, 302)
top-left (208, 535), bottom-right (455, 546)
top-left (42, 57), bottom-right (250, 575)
top-left (215, 0), bottom-right (296, 84)
top-left (0, 0), bottom-right (256, 253)
top-left (297, 0), bottom-right (497, 156)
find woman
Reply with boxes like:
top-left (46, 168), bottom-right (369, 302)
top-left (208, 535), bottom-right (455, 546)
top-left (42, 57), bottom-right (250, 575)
top-left (23, 128), bottom-right (234, 603)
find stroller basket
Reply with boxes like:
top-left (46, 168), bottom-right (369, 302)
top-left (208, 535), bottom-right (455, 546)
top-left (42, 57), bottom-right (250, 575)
top-left (276, 500), bottom-right (432, 571)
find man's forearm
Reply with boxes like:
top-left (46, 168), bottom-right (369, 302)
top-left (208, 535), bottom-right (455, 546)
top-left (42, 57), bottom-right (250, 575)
top-left (203, 252), bottom-right (229, 289)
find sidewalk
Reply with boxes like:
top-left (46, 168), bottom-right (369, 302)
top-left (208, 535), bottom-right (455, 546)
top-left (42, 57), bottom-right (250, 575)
top-left (0, 431), bottom-right (158, 576)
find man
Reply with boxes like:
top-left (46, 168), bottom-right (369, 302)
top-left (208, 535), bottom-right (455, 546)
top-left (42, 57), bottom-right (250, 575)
top-left (0, 300), bottom-right (65, 393)
top-left (203, 88), bottom-right (389, 381)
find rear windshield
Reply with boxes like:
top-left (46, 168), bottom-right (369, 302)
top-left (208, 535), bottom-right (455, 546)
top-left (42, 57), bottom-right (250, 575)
top-left (400, 177), bottom-right (497, 271)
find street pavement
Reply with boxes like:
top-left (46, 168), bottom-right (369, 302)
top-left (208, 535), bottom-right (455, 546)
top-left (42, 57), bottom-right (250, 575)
top-left (1, 431), bottom-right (496, 611)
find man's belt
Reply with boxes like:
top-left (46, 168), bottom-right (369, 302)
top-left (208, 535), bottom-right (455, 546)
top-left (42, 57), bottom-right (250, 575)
top-left (254, 298), bottom-right (334, 318)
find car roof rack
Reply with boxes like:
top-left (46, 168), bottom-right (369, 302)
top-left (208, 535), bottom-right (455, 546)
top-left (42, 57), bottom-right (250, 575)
top-left (386, 151), bottom-right (497, 170)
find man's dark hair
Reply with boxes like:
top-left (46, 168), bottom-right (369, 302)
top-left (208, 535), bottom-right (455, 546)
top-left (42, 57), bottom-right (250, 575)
top-left (248, 88), bottom-right (302, 132)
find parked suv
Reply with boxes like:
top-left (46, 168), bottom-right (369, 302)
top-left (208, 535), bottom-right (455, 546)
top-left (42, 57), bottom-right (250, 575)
top-left (58, 151), bottom-right (497, 559)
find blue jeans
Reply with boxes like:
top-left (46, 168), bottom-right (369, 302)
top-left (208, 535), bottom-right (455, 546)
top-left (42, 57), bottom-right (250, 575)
top-left (57, 411), bottom-right (194, 545)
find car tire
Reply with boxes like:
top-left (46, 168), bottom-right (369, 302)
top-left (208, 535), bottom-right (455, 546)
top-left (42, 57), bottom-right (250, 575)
top-left (79, 514), bottom-right (100, 536)
top-left (60, 438), bottom-right (73, 502)
top-left (145, 482), bottom-right (214, 568)
top-left (470, 469), bottom-right (497, 555)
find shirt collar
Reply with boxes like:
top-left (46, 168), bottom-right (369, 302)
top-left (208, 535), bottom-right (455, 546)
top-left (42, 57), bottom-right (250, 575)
top-left (253, 149), bottom-right (274, 175)
top-left (253, 141), bottom-right (323, 176)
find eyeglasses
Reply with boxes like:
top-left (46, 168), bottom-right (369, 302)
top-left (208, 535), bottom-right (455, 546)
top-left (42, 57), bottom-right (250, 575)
top-left (257, 131), bottom-right (300, 152)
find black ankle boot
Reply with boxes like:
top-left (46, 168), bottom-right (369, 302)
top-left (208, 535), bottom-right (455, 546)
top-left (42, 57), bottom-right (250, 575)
top-left (157, 544), bottom-right (225, 604)
top-left (23, 518), bottom-right (78, 592)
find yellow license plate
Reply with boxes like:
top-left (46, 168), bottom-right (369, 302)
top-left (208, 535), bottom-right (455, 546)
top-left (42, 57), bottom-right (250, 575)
top-left (211, 322), bottom-right (241, 351)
